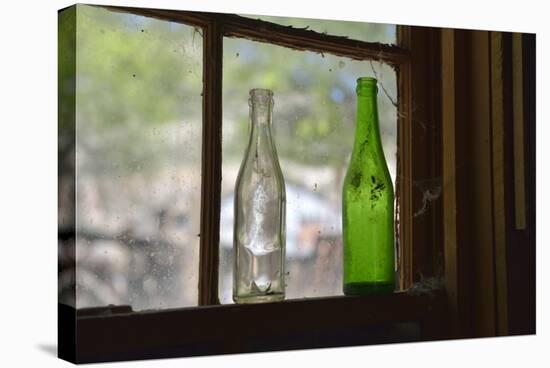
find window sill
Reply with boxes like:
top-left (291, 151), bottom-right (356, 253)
top-left (64, 290), bottom-right (450, 363)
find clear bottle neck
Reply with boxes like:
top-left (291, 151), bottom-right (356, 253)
top-left (246, 89), bottom-right (278, 166)
top-left (249, 88), bottom-right (274, 127)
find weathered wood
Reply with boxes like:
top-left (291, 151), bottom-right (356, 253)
top-left (222, 14), bottom-right (409, 65)
top-left (198, 19), bottom-right (223, 306)
top-left (408, 27), bottom-right (443, 285)
top-left (393, 26), bottom-right (443, 291)
top-left (101, 5), bottom-right (409, 65)
top-left (504, 32), bottom-right (536, 336)
top-left (512, 33), bottom-right (527, 230)
top-left (490, 31), bottom-right (509, 336)
top-left (520, 33), bottom-right (536, 335)
top-left (469, 30), bottom-right (496, 337)
top-left (442, 29), bottom-right (527, 338)
top-left (75, 292), bottom-right (448, 363)
top-left (396, 26), bottom-right (412, 289)
top-left (441, 28), bottom-right (459, 336)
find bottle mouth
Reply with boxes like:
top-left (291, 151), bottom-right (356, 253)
top-left (356, 77), bottom-right (378, 94)
top-left (356, 76), bottom-right (377, 85)
top-left (249, 88), bottom-right (274, 106)
top-left (250, 88), bottom-right (273, 97)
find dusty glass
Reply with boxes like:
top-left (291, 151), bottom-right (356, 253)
top-left (73, 5), bottom-right (203, 310)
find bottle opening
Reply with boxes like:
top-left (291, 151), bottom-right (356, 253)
top-left (249, 88), bottom-right (274, 106)
top-left (356, 77), bottom-right (378, 95)
top-left (356, 77), bottom-right (377, 84)
top-left (250, 88), bottom-right (273, 97)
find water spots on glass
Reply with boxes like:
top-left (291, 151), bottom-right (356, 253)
top-left (74, 5), bottom-right (203, 311)
top-left (338, 60), bottom-right (346, 69)
top-left (143, 277), bottom-right (157, 294)
top-left (330, 88), bottom-right (344, 103)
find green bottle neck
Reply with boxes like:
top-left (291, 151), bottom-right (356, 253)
top-left (352, 82), bottom-right (384, 159)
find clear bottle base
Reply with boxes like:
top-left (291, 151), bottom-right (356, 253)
top-left (233, 293), bottom-right (285, 304)
top-left (343, 281), bottom-right (394, 296)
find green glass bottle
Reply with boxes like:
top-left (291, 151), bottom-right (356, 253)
top-left (342, 77), bottom-right (395, 295)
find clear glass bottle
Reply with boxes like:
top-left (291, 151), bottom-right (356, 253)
top-left (342, 77), bottom-right (395, 295)
top-left (233, 88), bottom-right (286, 303)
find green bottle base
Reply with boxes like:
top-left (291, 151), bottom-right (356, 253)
top-left (343, 281), bottom-right (394, 296)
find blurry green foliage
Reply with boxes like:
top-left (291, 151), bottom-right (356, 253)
top-left (73, 5), bottom-right (202, 175)
top-left (223, 38), bottom-right (397, 168)
top-left (64, 5), bottom-right (396, 173)
top-left (76, 5), bottom-right (202, 128)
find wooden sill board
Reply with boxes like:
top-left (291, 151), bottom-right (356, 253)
top-left (60, 291), bottom-right (449, 363)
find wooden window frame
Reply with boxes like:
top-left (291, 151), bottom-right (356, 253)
top-left (59, 4), bottom-right (447, 363)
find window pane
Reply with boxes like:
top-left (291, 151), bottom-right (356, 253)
top-left (75, 5), bottom-right (203, 310)
top-left (241, 14), bottom-right (396, 44)
top-left (220, 37), bottom-right (397, 303)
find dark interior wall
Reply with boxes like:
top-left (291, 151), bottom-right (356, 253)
top-left (443, 29), bottom-right (536, 338)
top-left (504, 33), bottom-right (536, 336)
